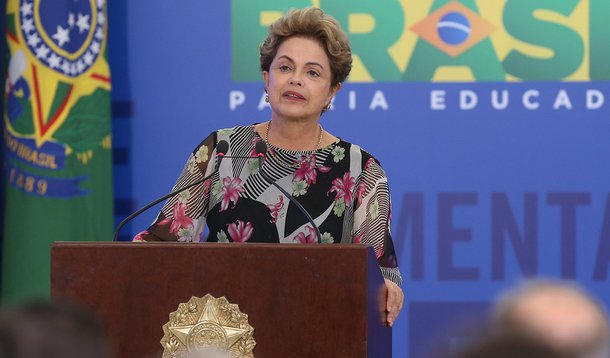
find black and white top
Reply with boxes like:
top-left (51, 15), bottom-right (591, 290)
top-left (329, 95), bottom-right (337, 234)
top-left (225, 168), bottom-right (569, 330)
top-left (134, 125), bottom-right (402, 285)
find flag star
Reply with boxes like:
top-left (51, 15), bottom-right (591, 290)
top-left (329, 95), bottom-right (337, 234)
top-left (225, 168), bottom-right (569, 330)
top-left (48, 54), bottom-right (61, 68)
top-left (61, 61), bottom-right (70, 74)
top-left (52, 25), bottom-right (70, 47)
top-left (76, 60), bottom-right (85, 73)
top-left (35, 45), bottom-right (50, 59)
top-left (20, 2), bottom-right (33, 16)
top-left (95, 28), bottom-right (103, 40)
top-left (76, 13), bottom-right (90, 33)
top-left (68, 13), bottom-right (75, 28)
top-left (97, 12), bottom-right (106, 25)
top-left (26, 33), bottom-right (41, 47)
top-left (90, 41), bottom-right (100, 54)
top-left (97, 0), bottom-right (106, 8)
top-left (22, 19), bottom-right (35, 33)
top-left (70, 63), bottom-right (77, 75)
top-left (83, 52), bottom-right (94, 65)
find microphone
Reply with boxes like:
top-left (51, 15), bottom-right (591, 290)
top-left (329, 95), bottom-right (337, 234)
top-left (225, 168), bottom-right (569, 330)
top-left (214, 140), bottom-right (229, 171)
top-left (113, 140), bottom-right (229, 241)
top-left (255, 141), bottom-right (323, 244)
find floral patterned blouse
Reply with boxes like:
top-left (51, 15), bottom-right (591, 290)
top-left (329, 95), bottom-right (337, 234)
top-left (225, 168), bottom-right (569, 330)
top-left (133, 125), bottom-right (402, 285)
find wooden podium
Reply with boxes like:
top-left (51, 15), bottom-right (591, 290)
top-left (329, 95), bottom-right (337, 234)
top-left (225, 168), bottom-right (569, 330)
top-left (51, 242), bottom-right (391, 357)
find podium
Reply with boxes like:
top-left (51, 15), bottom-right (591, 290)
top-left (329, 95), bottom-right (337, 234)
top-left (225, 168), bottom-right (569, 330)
top-left (51, 242), bottom-right (391, 357)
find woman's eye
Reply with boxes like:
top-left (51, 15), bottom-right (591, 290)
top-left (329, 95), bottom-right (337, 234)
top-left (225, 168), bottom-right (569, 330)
top-left (279, 65), bottom-right (291, 72)
top-left (308, 70), bottom-right (320, 77)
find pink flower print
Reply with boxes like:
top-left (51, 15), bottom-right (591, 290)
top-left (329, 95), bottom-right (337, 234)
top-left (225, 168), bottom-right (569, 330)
top-left (294, 225), bottom-right (317, 244)
top-left (374, 245), bottom-right (385, 259)
top-left (353, 231), bottom-right (365, 244)
top-left (220, 176), bottom-right (245, 212)
top-left (317, 165), bottom-right (331, 173)
top-left (328, 171), bottom-right (356, 206)
top-left (169, 202), bottom-right (193, 236)
top-left (157, 217), bottom-right (171, 226)
top-left (132, 230), bottom-right (149, 242)
top-left (249, 137), bottom-right (262, 157)
top-left (267, 196), bottom-right (285, 223)
top-left (355, 182), bottom-right (366, 206)
top-left (227, 220), bottom-right (253, 242)
top-left (203, 179), bottom-right (211, 197)
top-left (293, 155), bottom-right (318, 186)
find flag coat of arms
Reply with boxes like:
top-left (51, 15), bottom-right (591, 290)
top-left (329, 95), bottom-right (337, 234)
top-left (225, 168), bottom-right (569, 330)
top-left (2, 0), bottom-right (113, 302)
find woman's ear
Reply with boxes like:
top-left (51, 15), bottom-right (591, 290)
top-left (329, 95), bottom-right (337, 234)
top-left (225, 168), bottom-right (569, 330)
top-left (329, 82), bottom-right (342, 101)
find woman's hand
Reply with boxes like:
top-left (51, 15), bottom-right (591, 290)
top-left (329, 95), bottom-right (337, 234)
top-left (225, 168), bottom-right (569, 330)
top-left (384, 279), bottom-right (404, 327)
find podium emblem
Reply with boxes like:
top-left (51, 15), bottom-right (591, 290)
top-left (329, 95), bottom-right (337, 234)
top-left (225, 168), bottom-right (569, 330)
top-left (161, 295), bottom-right (256, 358)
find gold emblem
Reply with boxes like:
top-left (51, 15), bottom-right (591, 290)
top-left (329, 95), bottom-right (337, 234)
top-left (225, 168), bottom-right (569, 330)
top-left (161, 295), bottom-right (255, 358)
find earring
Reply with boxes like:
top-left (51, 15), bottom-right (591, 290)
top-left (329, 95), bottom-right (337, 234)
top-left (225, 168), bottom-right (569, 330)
top-left (265, 94), bottom-right (269, 103)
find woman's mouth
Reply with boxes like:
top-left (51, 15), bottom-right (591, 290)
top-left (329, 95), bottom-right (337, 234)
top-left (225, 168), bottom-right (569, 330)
top-left (283, 91), bottom-right (306, 101)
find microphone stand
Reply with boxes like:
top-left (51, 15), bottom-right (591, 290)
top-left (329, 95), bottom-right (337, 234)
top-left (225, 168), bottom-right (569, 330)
top-left (114, 140), bottom-right (323, 244)
top-left (255, 143), bottom-right (322, 244)
top-left (113, 141), bottom-right (229, 241)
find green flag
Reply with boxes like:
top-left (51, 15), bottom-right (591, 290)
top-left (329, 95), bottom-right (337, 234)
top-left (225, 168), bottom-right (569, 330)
top-left (2, 0), bottom-right (113, 303)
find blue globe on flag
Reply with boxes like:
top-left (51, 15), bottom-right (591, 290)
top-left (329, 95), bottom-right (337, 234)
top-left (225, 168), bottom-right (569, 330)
top-left (437, 12), bottom-right (471, 46)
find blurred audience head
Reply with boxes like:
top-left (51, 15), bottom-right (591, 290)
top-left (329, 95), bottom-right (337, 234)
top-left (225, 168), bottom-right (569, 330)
top-left (0, 299), bottom-right (109, 358)
top-left (455, 334), bottom-right (575, 358)
top-left (492, 279), bottom-right (609, 358)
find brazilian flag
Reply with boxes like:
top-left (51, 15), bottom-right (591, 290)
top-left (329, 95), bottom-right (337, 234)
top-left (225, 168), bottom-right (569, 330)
top-left (2, 0), bottom-right (113, 303)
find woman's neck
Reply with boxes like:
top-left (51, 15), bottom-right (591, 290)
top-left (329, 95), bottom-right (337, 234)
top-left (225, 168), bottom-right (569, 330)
top-left (264, 119), bottom-right (322, 151)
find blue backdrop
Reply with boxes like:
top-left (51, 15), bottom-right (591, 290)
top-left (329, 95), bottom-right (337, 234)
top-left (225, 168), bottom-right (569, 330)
top-left (109, 1), bottom-right (610, 356)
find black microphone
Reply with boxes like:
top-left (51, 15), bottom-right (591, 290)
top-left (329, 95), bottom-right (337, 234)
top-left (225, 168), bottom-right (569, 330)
top-left (113, 140), bottom-right (229, 241)
top-left (255, 141), bottom-right (323, 244)
top-left (214, 140), bottom-right (229, 171)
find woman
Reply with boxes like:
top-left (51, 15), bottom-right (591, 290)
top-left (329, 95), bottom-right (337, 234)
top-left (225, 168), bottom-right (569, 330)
top-left (134, 7), bottom-right (404, 326)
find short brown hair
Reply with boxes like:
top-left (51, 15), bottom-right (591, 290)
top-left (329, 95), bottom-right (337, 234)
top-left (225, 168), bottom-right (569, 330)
top-left (259, 7), bottom-right (352, 87)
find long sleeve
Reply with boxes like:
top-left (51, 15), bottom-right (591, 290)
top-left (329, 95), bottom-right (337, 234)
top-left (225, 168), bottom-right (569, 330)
top-left (352, 157), bottom-right (403, 285)
top-left (131, 126), bottom-right (403, 287)
top-left (132, 133), bottom-right (217, 242)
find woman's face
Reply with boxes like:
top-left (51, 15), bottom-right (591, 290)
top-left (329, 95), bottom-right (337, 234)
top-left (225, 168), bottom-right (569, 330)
top-left (263, 36), bottom-right (340, 123)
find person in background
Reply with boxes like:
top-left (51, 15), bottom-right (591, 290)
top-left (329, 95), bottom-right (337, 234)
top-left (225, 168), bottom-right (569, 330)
top-left (133, 7), bottom-right (404, 326)
top-left (0, 300), bottom-right (110, 358)
top-left (455, 334), bottom-right (575, 358)
top-left (492, 280), bottom-right (609, 358)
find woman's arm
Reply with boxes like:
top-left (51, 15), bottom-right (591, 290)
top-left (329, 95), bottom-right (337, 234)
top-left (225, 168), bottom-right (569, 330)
top-left (132, 133), bottom-right (217, 242)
